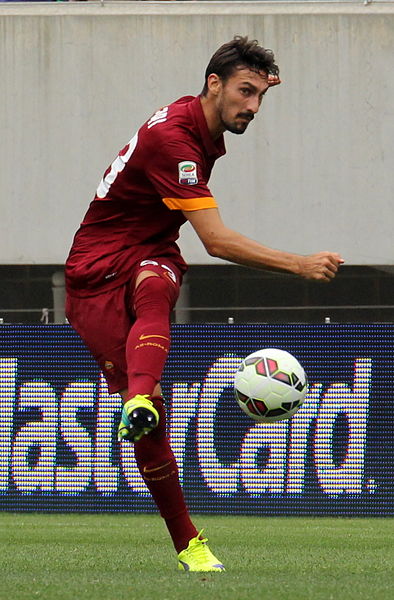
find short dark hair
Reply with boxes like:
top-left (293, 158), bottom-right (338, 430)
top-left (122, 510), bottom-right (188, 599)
top-left (201, 35), bottom-right (279, 96)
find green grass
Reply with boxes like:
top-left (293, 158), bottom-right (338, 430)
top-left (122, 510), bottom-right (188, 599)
top-left (0, 513), bottom-right (393, 600)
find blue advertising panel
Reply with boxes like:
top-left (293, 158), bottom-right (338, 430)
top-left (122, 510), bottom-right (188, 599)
top-left (0, 324), bottom-right (392, 515)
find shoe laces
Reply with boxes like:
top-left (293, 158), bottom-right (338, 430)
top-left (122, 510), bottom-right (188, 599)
top-left (189, 530), bottom-right (211, 557)
top-left (124, 395), bottom-right (152, 416)
top-left (196, 529), bottom-right (208, 543)
top-left (127, 394), bottom-right (151, 406)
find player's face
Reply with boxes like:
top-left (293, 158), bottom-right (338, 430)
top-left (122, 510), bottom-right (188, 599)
top-left (216, 68), bottom-right (270, 135)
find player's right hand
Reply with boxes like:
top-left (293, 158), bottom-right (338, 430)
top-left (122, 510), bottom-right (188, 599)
top-left (297, 252), bottom-right (344, 282)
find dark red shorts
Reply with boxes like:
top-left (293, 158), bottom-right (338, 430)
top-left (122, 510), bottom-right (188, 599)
top-left (66, 258), bottom-right (181, 394)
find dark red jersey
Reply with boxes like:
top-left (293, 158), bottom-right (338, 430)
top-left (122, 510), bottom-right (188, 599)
top-left (65, 95), bottom-right (226, 297)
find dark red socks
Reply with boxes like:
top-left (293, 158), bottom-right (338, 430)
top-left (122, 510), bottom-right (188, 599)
top-left (126, 276), bottom-right (173, 397)
top-left (133, 397), bottom-right (198, 553)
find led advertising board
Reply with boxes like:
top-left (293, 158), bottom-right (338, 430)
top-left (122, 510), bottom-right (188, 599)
top-left (0, 325), bottom-right (392, 515)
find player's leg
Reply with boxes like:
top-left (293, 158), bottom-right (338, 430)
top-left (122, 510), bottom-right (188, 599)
top-left (120, 262), bottom-right (224, 570)
top-left (117, 267), bottom-right (176, 442)
top-left (66, 275), bottom-right (224, 570)
top-left (127, 269), bottom-right (174, 396)
top-left (133, 395), bottom-right (224, 570)
top-left (66, 283), bottom-right (194, 552)
top-left (117, 263), bottom-right (198, 548)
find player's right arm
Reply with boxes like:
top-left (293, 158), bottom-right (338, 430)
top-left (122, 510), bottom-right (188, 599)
top-left (183, 207), bottom-right (344, 282)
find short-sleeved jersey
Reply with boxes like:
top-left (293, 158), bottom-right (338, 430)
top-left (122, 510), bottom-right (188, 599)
top-left (65, 95), bottom-right (226, 297)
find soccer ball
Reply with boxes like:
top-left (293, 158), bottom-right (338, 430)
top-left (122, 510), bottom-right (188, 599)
top-left (234, 348), bottom-right (308, 422)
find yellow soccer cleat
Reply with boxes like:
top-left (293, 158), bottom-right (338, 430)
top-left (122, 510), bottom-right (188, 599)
top-left (177, 531), bottom-right (225, 572)
top-left (117, 394), bottom-right (159, 442)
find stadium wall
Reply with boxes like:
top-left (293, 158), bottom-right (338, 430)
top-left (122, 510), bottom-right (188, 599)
top-left (0, 2), bottom-right (393, 266)
top-left (0, 323), bottom-right (392, 516)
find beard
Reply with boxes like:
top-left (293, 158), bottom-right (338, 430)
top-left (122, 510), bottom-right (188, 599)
top-left (220, 111), bottom-right (254, 135)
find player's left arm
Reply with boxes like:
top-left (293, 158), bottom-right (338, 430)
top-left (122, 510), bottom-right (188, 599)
top-left (183, 206), bottom-right (343, 282)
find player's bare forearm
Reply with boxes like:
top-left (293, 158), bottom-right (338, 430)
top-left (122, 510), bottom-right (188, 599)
top-left (209, 230), bottom-right (343, 282)
top-left (207, 229), bottom-right (300, 273)
top-left (184, 207), bottom-right (344, 282)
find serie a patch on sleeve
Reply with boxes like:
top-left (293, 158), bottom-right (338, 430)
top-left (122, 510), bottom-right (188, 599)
top-left (178, 161), bottom-right (198, 185)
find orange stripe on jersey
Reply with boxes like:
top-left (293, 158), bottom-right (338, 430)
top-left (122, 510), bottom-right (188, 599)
top-left (162, 196), bottom-right (217, 211)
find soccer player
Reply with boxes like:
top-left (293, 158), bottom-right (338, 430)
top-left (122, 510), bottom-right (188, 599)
top-left (65, 36), bottom-right (343, 572)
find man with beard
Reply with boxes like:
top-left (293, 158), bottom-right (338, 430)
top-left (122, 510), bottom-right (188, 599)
top-left (65, 36), bottom-right (343, 571)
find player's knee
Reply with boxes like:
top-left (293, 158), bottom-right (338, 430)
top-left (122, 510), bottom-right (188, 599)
top-left (134, 275), bottom-right (176, 313)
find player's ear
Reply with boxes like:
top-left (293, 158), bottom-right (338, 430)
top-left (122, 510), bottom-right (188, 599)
top-left (207, 73), bottom-right (222, 96)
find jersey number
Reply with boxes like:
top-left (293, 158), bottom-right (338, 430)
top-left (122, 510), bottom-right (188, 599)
top-left (96, 106), bottom-right (169, 198)
top-left (96, 133), bottom-right (138, 199)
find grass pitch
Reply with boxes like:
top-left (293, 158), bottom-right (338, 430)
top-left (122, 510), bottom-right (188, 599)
top-left (0, 513), bottom-right (393, 600)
